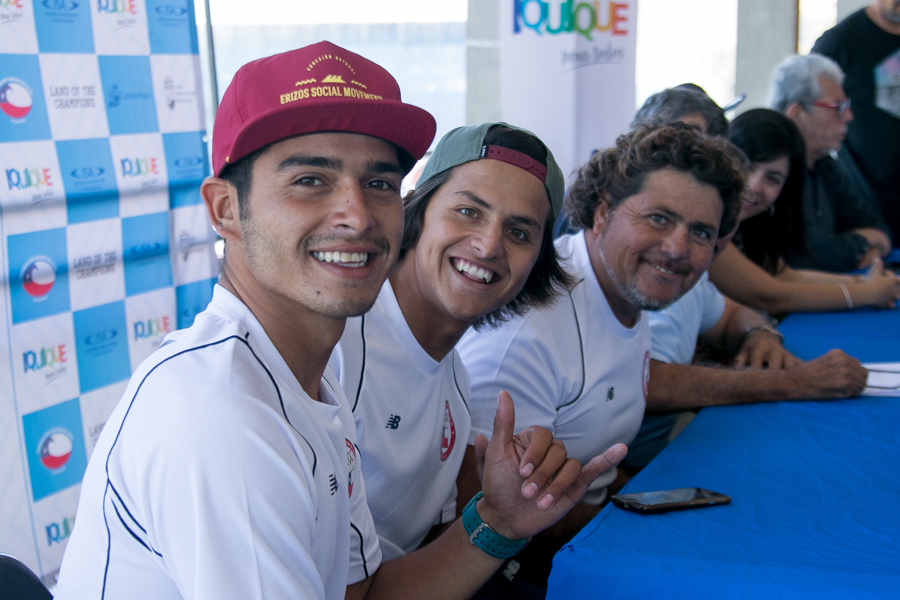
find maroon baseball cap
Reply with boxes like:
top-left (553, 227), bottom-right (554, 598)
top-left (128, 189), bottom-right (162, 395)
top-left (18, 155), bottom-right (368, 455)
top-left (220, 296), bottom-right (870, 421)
top-left (212, 40), bottom-right (436, 176)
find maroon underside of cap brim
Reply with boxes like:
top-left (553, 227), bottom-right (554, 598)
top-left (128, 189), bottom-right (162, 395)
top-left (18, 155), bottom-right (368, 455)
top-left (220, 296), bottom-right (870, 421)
top-left (224, 99), bottom-right (436, 173)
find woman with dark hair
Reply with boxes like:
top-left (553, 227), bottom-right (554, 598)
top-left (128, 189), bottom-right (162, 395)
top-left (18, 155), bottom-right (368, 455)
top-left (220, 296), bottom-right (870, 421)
top-left (328, 122), bottom-right (580, 563)
top-left (707, 108), bottom-right (900, 314)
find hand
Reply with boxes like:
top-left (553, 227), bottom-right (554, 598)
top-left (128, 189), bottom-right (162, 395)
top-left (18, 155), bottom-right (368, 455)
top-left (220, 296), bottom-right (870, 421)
top-left (472, 391), bottom-right (627, 541)
top-left (855, 261), bottom-right (900, 309)
top-left (733, 329), bottom-right (801, 369)
top-left (854, 227), bottom-right (891, 257)
top-left (787, 349), bottom-right (867, 399)
top-left (856, 247), bottom-right (883, 270)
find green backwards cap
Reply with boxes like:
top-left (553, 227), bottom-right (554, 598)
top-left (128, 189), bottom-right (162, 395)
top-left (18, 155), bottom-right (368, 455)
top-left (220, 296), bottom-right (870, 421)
top-left (417, 122), bottom-right (565, 220)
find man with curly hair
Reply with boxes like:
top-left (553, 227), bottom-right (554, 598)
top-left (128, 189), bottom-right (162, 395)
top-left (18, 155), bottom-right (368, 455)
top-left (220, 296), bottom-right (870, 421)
top-left (456, 125), bottom-right (747, 596)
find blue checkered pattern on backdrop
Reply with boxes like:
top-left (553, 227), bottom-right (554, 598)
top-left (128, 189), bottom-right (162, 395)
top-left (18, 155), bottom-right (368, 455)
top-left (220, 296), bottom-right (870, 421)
top-left (0, 0), bottom-right (216, 583)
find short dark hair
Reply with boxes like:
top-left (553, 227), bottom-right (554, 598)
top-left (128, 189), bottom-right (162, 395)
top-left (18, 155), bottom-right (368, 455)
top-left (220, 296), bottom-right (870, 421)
top-left (401, 124), bottom-right (574, 330)
top-left (729, 108), bottom-right (807, 273)
top-left (565, 125), bottom-right (745, 240)
top-left (219, 144), bottom-right (269, 219)
top-left (632, 88), bottom-right (729, 137)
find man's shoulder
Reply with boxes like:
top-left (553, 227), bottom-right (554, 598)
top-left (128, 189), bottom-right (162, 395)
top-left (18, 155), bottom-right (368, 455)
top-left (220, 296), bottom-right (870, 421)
top-left (814, 8), bottom-right (869, 52)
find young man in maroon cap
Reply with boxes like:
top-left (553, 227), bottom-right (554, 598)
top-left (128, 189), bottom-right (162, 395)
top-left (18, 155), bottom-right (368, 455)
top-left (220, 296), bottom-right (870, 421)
top-left (55, 42), bottom-right (623, 600)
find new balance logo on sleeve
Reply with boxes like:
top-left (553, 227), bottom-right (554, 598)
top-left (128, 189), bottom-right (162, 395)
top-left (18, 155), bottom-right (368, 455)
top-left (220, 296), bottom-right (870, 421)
top-left (385, 415), bottom-right (401, 429)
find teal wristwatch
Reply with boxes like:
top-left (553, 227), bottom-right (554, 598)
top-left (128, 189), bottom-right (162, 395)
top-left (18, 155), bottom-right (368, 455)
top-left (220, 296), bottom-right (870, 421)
top-left (462, 492), bottom-right (528, 559)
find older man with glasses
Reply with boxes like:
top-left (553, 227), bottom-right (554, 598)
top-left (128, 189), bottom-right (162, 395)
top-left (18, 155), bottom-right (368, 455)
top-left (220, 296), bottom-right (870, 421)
top-left (771, 53), bottom-right (892, 272)
top-left (812, 0), bottom-right (900, 251)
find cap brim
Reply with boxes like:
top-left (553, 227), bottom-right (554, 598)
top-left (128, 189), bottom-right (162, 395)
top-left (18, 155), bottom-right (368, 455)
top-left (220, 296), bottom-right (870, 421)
top-left (223, 99), bottom-right (436, 175)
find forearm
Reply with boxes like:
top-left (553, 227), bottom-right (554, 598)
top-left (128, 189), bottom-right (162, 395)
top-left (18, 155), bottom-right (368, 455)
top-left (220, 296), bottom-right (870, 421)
top-left (718, 306), bottom-right (774, 355)
top-left (350, 518), bottom-right (502, 600)
top-left (776, 266), bottom-right (853, 285)
top-left (646, 362), bottom-right (803, 411)
top-left (708, 247), bottom-right (851, 315)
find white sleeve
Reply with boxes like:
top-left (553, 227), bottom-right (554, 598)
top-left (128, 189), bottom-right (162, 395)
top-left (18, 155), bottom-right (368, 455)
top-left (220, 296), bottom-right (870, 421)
top-left (648, 276), bottom-right (725, 365)
top-left (698, 280), bottom-right (727, 334)
top-left (459, 314), bottom-right (575, 443)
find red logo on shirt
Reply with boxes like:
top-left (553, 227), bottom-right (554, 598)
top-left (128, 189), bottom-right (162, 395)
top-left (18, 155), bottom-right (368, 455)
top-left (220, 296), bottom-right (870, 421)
top-left (440, 401), bottom-right (456, 461)
top-left (346, 439), bottom-right (357, 497)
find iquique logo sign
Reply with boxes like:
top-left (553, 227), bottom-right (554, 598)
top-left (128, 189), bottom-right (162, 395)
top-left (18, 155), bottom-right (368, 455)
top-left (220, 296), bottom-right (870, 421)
top-left (121, 157), bottom-right (159, 178)
top-left (23, 343), bottom-right (67, 374)
top-left (7, 166), bottom-right (53, 191)
top-left (133, 315), bottom-right (172, 341)
top-left (46, 515), bottom-right (76, 546)
top-left (97, 0), bottom-right (136, 15)
top-left (513, 0), bottom-right (629, 40)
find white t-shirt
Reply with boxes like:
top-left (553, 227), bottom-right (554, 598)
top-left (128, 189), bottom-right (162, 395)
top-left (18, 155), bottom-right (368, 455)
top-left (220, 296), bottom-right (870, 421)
top-left (55, 286), bottom-right (381, 600)
top-left (648, 272), bottom-right (725, 365)
top-left (329, 281), bottom-right (471, 560)
top-left (624, 273), bottom-right (727, 468)
top-left (458, 232), bottom-right (650, 503)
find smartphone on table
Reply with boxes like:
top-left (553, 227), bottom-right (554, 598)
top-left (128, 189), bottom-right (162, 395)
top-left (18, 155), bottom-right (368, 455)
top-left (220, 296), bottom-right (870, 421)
top-left (610, 487), bottom-right (730, 513)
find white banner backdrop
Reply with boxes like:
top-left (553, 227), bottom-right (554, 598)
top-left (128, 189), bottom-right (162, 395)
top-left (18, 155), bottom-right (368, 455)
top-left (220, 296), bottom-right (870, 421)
top-left (500, 0), bottom-right (638, 181)
top-left (0, 0), bottom-right (217, 587)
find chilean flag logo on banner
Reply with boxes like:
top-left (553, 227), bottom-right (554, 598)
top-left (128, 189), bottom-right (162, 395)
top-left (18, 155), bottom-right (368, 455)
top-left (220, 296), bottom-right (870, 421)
top-left (0, 79), bottom-right (33, 120)
top-left (440, 401), bottom-right (456, 462)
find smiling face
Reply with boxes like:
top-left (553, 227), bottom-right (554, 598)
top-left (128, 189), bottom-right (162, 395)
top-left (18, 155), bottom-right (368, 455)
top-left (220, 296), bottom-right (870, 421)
top-left (587, 168), bottom-right (723, 326)
top-left (394, 158), bottom-right (550, 334)
top-left (740, 155), bottom-right (790, 221)
top-left (228, 132), bottom-right (405, 321)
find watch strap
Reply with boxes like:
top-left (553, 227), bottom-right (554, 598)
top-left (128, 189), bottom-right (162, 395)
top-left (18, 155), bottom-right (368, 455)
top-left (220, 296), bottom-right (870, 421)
top-left (462, 492), bottom-right (528, 560)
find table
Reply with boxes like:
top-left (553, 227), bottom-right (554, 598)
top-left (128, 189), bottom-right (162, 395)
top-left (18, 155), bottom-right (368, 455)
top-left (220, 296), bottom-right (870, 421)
top-left (547, 311), bottom-right (900, 599)
top-left (779, 306), bottom-right (900, 362)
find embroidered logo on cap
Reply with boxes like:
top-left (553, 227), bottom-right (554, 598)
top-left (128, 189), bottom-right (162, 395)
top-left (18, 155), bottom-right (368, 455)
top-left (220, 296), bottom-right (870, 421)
top-left (279, 53), bottom-right (383, 106)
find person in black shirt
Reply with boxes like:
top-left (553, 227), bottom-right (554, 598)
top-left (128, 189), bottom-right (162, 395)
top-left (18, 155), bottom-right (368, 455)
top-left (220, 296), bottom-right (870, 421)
top-left (812, 0), bottom-right (900, 243)
top-left (770, 53), bottom-right (892, 272)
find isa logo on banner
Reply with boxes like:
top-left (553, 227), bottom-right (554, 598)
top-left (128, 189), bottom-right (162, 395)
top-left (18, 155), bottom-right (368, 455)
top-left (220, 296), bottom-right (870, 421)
top-left (23, 398), bottom-right (88, 501)
top-left (73, 300), bottom-right (131, 393)
top-left (34, 0), bottom-right (95, 53)
top-left (8, 228), bottom-right (70, 324)
top-left (57, 138), bottom-right (120, 223)
top-left (176, 277), bottom-right (214, 330)
top-left (146, 0), bottom-right (197, 54)
top-left (99, 55), bottom-right (158, 135)
top-left (122, 211), bottom-right (172, 296)
top-left (163, 131), bottom-right (207, 208)
top-left (0, 54), bottom-right (52, 142)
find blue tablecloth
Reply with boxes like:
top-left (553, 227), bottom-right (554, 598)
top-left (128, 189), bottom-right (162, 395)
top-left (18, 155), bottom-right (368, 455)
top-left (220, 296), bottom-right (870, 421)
top-left (548, 401), bottom-right (900, 599)
top-left (548, 311), bottom-right (900, 599)
top-left (780, 307), bottom-right (900, 361)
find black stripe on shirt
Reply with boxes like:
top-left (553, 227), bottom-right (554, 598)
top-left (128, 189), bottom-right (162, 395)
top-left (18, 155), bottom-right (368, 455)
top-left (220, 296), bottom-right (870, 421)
top-left (352, 314), bottom-right (367, 413)
top-left (558, 285), bottom-right (586, 410)
top-left (349, 522), bottom-right (370, 579)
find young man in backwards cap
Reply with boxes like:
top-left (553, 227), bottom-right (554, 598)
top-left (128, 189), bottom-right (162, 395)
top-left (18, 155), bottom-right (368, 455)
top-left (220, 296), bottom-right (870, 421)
top-left (55, 42), bottom-right (622, 600)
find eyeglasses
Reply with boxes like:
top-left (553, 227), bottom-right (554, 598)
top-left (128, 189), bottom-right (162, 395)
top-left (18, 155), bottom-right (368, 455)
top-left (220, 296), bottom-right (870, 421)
top-left (812, 99), bottom-right (852, 116)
